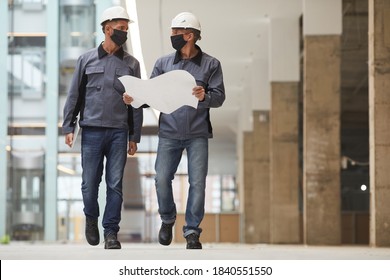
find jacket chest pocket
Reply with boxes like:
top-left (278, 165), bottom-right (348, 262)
top-left (86, 66), bottom-right (105, 91)
top-left (114, 67), bottom-right (132, 93)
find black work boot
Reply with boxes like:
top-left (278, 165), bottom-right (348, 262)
top-left (104, 232), bottom-right (121, 249)
top-left (158, 222), bottom-right (174, 246)
top-left (185, 233), bottom-right (202, 249)
top-left (85, 217), bottom-right (99, 246)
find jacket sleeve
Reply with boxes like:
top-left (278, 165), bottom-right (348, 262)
top-left (128, 59), bottom-right (143, 142)
top-left (62, 55), bottom-right (86, 134)
top-left (150, 58), bottom-right (163, 79)
top-left (129, 106), bottom-right (143, 143)
top-left (197, 59), bottom-right (225, 109)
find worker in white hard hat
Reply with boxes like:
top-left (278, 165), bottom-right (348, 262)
top-left (62, 6), bottom-right (143, 250)
top-left (151, 11), bottom-right (225, 249)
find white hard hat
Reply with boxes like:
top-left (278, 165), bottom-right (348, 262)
top-left (171, 12), bottom-right (201, 31)
top-left (100, 6), bottom-right (132, 25)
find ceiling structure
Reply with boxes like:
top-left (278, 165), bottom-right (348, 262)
top-left (130, 0), bottom-right (369, 177)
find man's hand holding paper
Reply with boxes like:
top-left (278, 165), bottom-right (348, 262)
top-left (122, 92), bottom-right (133, 105)
top-left (118, 70), bottom-right (198, 114)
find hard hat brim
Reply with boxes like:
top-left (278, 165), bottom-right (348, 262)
top-left (101, 18), bottom-right (134, 25)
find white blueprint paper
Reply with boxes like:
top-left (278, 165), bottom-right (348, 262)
top-left (118, 70), bottom-right (198, 114)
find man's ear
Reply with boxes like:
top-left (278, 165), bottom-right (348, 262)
top-left (104, 24), bottom-right (111, 35)
top-left (187, 32), bottom-right (194, 42)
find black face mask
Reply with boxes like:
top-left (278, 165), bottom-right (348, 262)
top-left (171, 34), bottom-right (187, 51)
top-left (111, 29), bottom-right (128, 46)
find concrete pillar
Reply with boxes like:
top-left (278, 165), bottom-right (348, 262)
top-left (0, 0), bottom-right (8, 238)
top-left (241, 53), bottom-right (271, 243)
top-left (44, 0), bottom-right (59, 241)
top-left (303, 0), bottom-right (342, 245)
top-left (269, 17), bottom-right (300, 243)
top-left (368, 0), bottom-right (390, 247)
top-left (270, 82), bottom-right (300, 243)
top-left (244, 111), bottom-right (271, 243)
top-left (243, 131), bottom-right (255, 243)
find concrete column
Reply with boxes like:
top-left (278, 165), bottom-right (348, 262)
top-left (269, 17), bottom-right (300, 243)
top-left (44, 0), bottom-right (59, 241)
top-left (253, 111), bottom-right (271, 243)
top-left (303, 0), bottom-right (342, 245)
top-left (242, 51), bottom-right (271, 242)
top-left (270, 82), bottom-right (300, 243)
top-left (368, 0), bottom-right (390, 247)
top-left (243, 131), bottom-right (255, 243)
top-left (244, 111), bottom-right (270, 243)
top-left (241, 81), bottom-right (257, 243)
top-left (0, 0), bottom-right (8, 238)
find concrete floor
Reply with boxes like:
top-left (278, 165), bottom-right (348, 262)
top-left (1, 242), bottom-right (389, 280)
top-left (1, 241), bottom-right (390, 260)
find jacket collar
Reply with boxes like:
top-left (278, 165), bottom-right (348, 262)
top-left (173, 44), bottom-right (202, 66)
top-left (98, 42), bottom-right (124, 60)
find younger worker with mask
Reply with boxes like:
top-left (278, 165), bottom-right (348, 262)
top-left (151, 12), bottom-right (225, 249)
top-left (62, 6), bottom-right (143, 249)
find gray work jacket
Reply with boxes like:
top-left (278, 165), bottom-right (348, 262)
top-left (150, 45), bottom-right (225, 140)
top-left (62, 43), bottom-right (143, 143)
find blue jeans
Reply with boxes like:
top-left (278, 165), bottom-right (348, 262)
top-left (155, 137), bottom-right (208, 237)
top-left (81, 127), bottom-right (128, 236)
